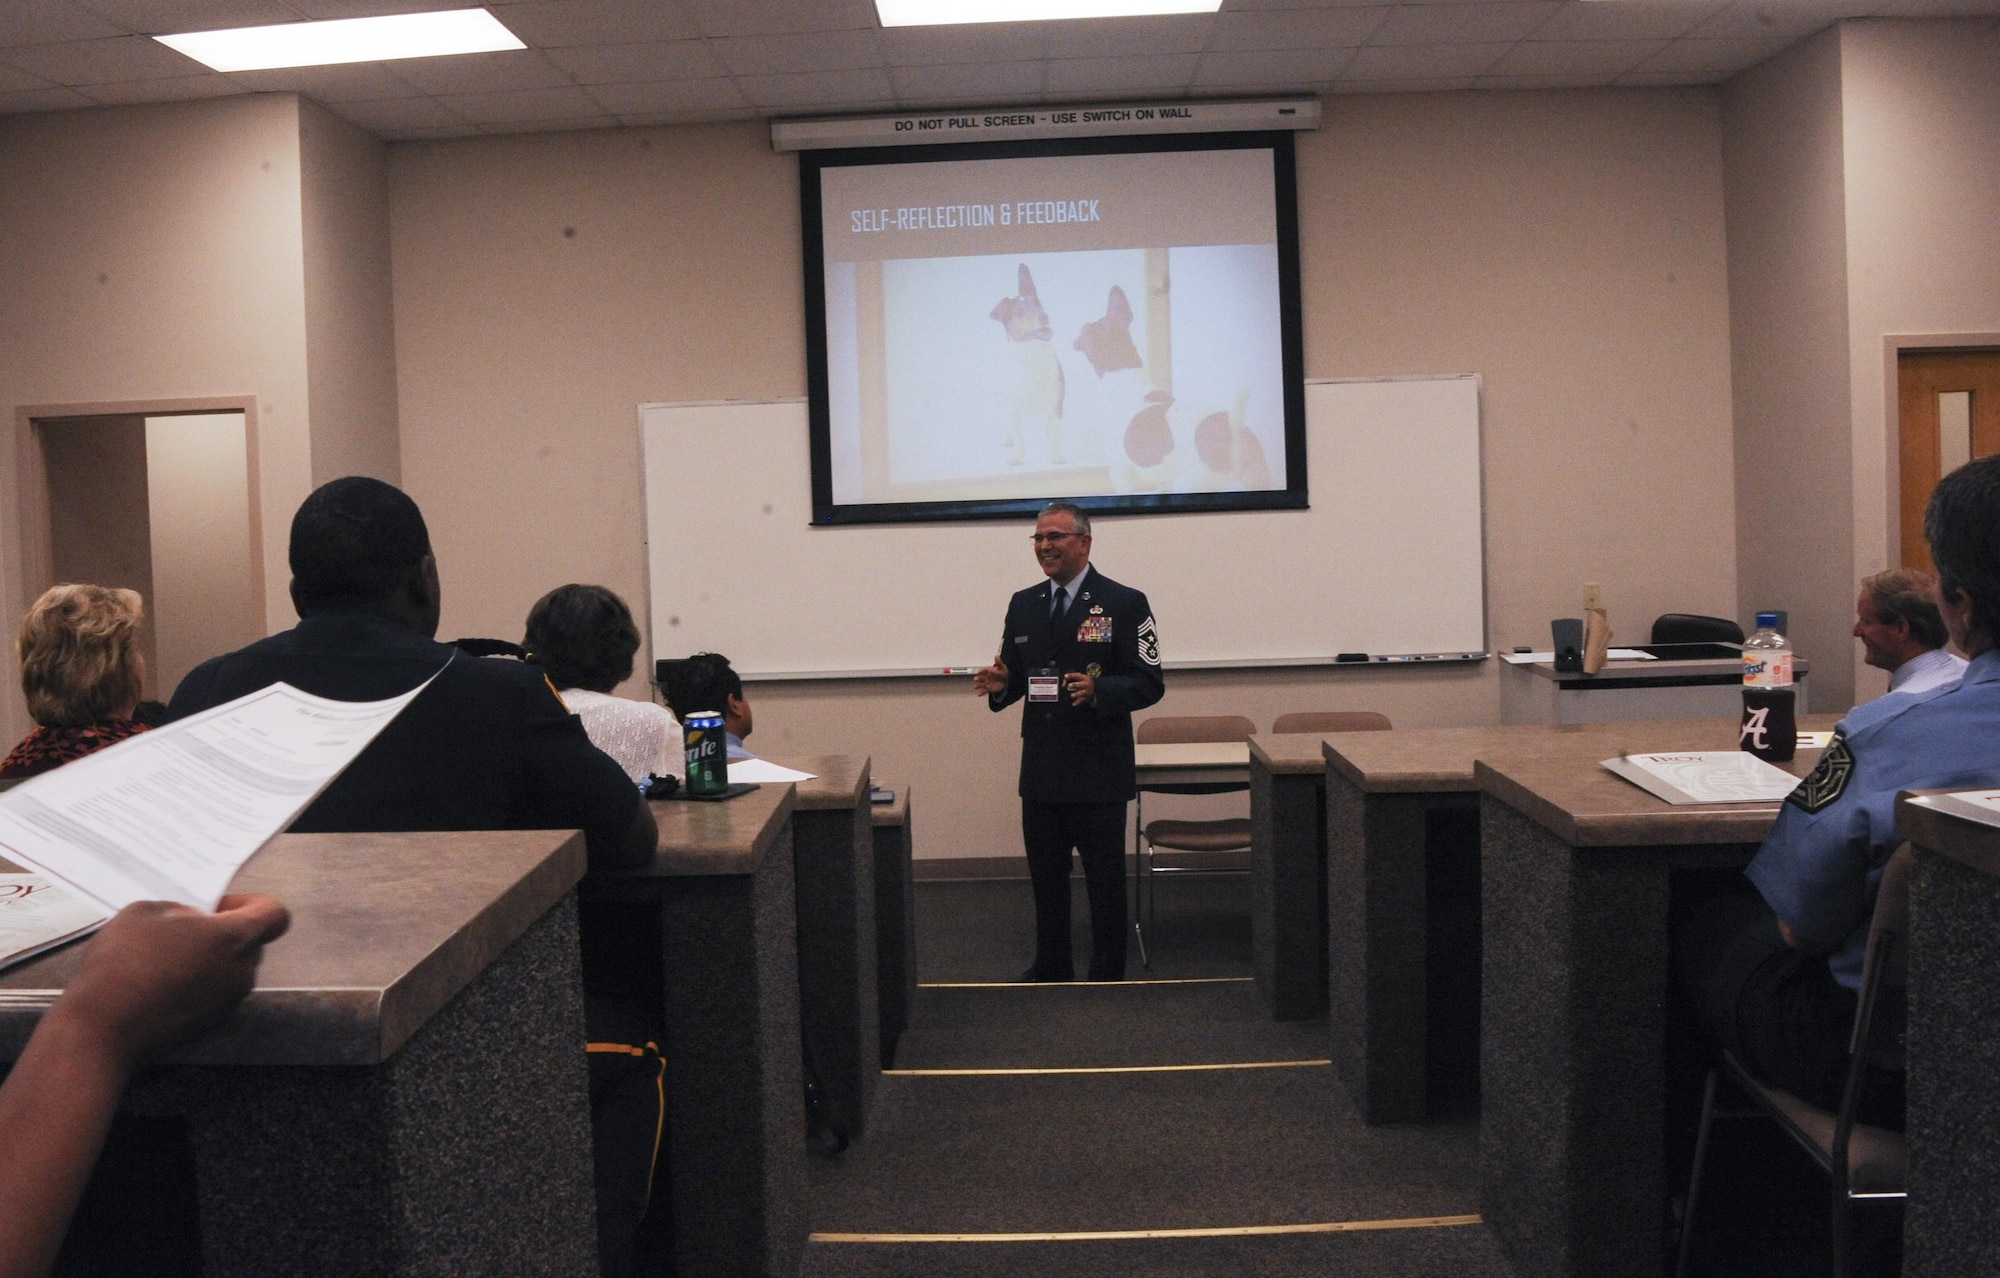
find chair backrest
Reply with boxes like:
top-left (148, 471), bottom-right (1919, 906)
top-left (1135, 714), bottom-right (1256, 745)
top-left (1272, 711), bottom-right (1392, 735)
top-left (1650, 613), bottom-right (1746, 645)
top-left (1850, 844), bottom-right (1912, 1072)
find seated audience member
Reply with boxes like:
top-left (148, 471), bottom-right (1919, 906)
top-left (523, 584), bottom-right (682, 786)
top-left (663, 652), bottom-right (756, 760)
top-left (1677, 454), bottom-right (2000, 1113)
top-left (1852, 566), bottom-right (1966, 698)
top-left (1, 585), bottom-right (150, 780)
top-left (165, 476), bottom-right (661, 1276)
top-left (0, 894), bottom-right (289, 1278)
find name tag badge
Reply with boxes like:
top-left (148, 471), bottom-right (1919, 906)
top-left (1027, 668), bottom-right (1060, 703)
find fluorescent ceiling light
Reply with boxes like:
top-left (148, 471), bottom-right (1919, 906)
top-left (156, 8), bottom-right (523, 73)
top-left (876, 0), bottom-right (1221, 26)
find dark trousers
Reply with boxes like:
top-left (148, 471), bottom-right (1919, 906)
top-left (1672, 884), bottom-right (1861, 1112)
top-left (1022, 799), bottom-right (1128, 980)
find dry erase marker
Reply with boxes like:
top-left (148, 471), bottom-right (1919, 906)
top-left (943, 666), bottom-right (977, 675)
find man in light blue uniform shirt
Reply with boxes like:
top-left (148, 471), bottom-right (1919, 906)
top-left (1852, 566), bottom-right (1966, 700)
top-left (1678, 456), bottom-right (2000, 1112)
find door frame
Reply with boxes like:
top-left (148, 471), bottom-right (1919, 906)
top-left (12, 395), bottom-right (266, 632)
top-left (1882, 333), bottom-right (2000, 567)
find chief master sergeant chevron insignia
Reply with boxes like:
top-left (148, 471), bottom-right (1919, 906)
top-left (1138, 616), bottom-right (1160, 667)
top-left (1787, 731), bottom-right (1854, 815)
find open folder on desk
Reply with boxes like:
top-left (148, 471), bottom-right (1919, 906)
top-left (0, 677), bottom-right (431, 970)
top-left (1603, 751), bottom-right (1803, 806)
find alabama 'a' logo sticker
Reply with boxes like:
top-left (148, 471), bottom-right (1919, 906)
top-left (1138, 616), bottom-right (1161, 666)
top-left (1787, 732), bottom-right (1854, 815)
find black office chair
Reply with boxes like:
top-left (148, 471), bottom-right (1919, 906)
top-left (1650, 613), bottom-right (1746, 646)
top-left (1675, 846), bottom-right (1910, 1278)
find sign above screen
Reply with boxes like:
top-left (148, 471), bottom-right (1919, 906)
top-left (800, 131), bottom-right (1307, 525)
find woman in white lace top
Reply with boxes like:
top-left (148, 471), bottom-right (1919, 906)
top-left (523, 584), bottom-right (681, 786)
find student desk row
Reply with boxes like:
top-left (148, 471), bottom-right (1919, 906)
top-left (0, 753), bottom-right (915, 1278)
top-left (1248, 716), bottom-right (1843, 1277)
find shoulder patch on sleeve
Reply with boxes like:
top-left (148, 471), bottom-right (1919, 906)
top-left (1137, 615), bottom-right (1160, 667)
top-left (1786, 732), bottom-right (1854, 815)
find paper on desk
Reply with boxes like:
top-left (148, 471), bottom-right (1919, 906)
top-left (724, 758), bottom-right (818, 784)
top-left (1917, 789), bottom-right (2000, 830)
top-left (0, 678), bottom-right (432, 914)
top-left (0, 874), bottom-right (110, 970)
top-left (1603, 751), bottom-right (1802, 805)
top-left (1501, 648), bottom-right (1656, 664)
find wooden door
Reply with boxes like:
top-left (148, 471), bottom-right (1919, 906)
top-left (1899, 349), bottom-right (2000, 571)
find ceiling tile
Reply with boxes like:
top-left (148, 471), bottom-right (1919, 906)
top-left (0, 61), bottom-right (54, 92)
top-left (1194, 47), bottom-right (1356, 84)
top-left (76, 0), bottom-right (308, 35)
top-left (711, 29), bottom-right (884, 76)
top-left (488, 0), bottom-right (701, 47)
top-left (736, 65), bottom-right (894, 109)
top-left (378, 124), bottom-right (481, 140)
top-left (280, 0), bottom-right (477, 16)
top-left (1368, 2), bottom-right (1564, 44)
top-left (225, 62), bottom-right (416, 101)
top-left (1, 4), bottom-right (127, 46)
top-left (1046, 52), bottom-right (1198, 93)
top-left (435, 83), bottom-right (610, 122)
top-left (1343, 40), bottom-right (1511, 77)
top-left (1208, 7), bottom-right (1388, 49)
top-left (1625, 33), bottom-right (1793, 75)
top-left (325, 94), bottom-right (470, 129)
top-left (1486, 38), bottom-right (1668, 75)
top-left (477, 111), bottom-right (620, 133)
top-left (1042, 14), bottom-right (1212, 57)
top-left (1528, 0), bottom-right (1730, 40)
top-left (1477, 72), bottom-right (1625, 88)
top-left (1231, 0), bottom-right (1388, 9)
top-left (583, 76), bottom-right (750, 113)
top-left (1615, 68), bottom-right (1729, 84)
top-left (615, 105), bottom-right (762, 126)
top-left (880, 25), bottom-right (1045, 66)
top-left (384, 47), bottom-right (573, 94)
top-left (80, 71), bottom-right (249, 103)
top-left (543, 39), bottom-right (726, 84)
top-left (678, 0), bottom-right (877, 39)
top-left (888, 60), bottom-right (1043, 101)
top-left (1685, 1), bottom-right (1842, 41)
top-left (3, 35), bottom-right (209, 85)
top-left (0, 84), bottom-right (100, 111)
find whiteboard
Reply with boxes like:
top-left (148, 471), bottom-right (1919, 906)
top-left (641, 376), bottom-right (1485, 678)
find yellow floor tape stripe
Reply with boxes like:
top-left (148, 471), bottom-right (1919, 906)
top-left (887, 1059), bottom-right (1330, 1076)
top-left (812, 1214), bottom-right (1482, 1243)
top-left (920, 976), bottom-right (1255, 988)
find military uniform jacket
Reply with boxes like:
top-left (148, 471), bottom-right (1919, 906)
top-left (988, 567), bottom-right (1165, 804)
top-left (1748, 646), bottom-right (2000, 989)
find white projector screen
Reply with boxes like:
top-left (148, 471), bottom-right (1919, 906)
top-left (801, 133), bottom-right (1306, 525)
top-left (641, 376), bottom-right (1486, 679)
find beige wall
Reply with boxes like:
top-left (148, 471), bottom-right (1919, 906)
top-left (390, 91), bottom-right (1738, 860)
top-left (300, 99), bottom-right (401, 487)
top-left (1839, 19), bottom-right (2000, 693)
top-left (145, 412), bottom-right (262, 693)
top-left (40, 415), bottom-right (161, 698)
top-left (0, 96), bottom-right (314, 740)
top-left (1722, 29), bottom-right (1857, 710)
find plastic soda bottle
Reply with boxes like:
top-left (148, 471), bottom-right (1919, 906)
top-left (1740, 612), bottom-right (1796, 763)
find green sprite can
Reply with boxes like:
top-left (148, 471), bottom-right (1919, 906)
top-left (683, 710), bottom-right (728, 796)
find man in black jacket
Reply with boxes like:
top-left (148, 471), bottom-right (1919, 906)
top-left (974, 501), bottom-right (1165, 981)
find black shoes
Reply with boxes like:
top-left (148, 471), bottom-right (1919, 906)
top-left (1016, 964), bottom-right (1073, 983)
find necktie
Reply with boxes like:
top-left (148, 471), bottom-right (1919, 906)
top-left (1052, 586), bottom-right (1068, 623)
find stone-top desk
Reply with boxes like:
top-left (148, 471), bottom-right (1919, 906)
top-left (774, 754), bottom-right (878, 1143)
top-left (0, 830), bottom-right (596, 1278)
top-left (1500, 650), bottom-right (1812, 725)
top-left (1475, 726), bottom-right (1827, 1278)
top-left (585, 783), bottom-right (805, 1278)
top-left (1896, 794), bottom-right (2000, 1278)
top-left (870, 782), bottom-right (915, 1070)
top-left (1249, 733), bottom-right (1342, 1021)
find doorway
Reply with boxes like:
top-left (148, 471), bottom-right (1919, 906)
top-left (1898, 348), bottom-right (2000, 572)
top-left (24, 408), bottom-right (263, 704)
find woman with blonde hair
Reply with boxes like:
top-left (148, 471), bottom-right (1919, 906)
top-left (1, 585), bottom-right (150, 781)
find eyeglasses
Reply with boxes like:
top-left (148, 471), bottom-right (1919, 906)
top-left (1030, 532), bottom-right (1084, 545)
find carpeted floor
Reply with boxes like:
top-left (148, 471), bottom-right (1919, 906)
top-left (801, 875), bottom-right (1514, 1277)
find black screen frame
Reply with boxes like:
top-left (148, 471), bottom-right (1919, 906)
top-left (799, 129), bottom-right (1308, 527)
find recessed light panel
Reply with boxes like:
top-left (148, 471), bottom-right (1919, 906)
top-left (156, 8), bottom-right (524, 73)
top-left (877, 0), bottom-right (1221, 26)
